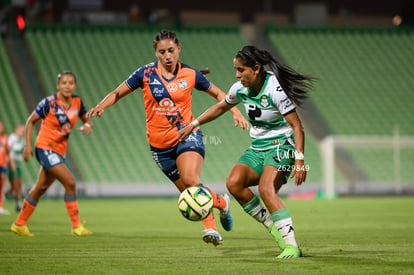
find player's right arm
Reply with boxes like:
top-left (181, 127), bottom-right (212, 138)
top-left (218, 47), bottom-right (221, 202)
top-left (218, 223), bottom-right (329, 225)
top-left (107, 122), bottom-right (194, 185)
top-left (23, 112), bottom-right (41, 162)
top-left (86, 82), bottom-right (133, 118)
top-left (177, 100), bottom-right (235, 143)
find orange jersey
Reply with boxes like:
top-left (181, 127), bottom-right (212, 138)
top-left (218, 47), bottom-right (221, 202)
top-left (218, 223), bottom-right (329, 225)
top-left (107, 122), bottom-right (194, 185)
top-left (0, 134), bottom-right (8, 166)
top-left (34, 92), bottom-right (87, 155)
top-left (125, 61), bottom-right (211, 148)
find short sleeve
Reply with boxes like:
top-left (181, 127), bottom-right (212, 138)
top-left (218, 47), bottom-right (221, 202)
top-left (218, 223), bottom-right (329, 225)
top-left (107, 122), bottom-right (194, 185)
top-left (225, 82), bottom-right (242, 105)
top-left (125, 66), bottom-right (145, 91)
top-left (194, 70), bottom-right (212, 91)
top-left (273, 88), bottom-right (296, 115)
top-left (79, 99), bottom-right (87, 118)
top-left (34, 98), bottom-right (50, 118)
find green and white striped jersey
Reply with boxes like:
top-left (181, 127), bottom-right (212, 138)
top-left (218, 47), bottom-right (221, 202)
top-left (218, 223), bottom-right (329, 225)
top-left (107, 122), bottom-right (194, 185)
top-left (8, 133), bottom-right (24, 162)
top-left (225, 72), bottom-right (296, 150)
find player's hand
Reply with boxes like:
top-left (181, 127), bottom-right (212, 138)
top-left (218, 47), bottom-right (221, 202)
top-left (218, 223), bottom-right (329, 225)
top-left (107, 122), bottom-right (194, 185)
top-left (177, 125), bottom-right (195, 144)
top-left (233, 112), bottom-right (249, 131)
top-left (290, 159), bottom-right (307, 186)
top-left (23, 145), bottom-right (33, 162)
top-left (86, 106), bottom-right (104, 118)
top-left (77, 124), bottom-right (93, 135)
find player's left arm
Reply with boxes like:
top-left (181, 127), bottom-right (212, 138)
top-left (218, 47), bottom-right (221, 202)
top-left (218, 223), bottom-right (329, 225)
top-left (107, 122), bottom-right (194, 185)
top-left (284, 110), bottom-right (307, 186)
top-left (206, 84), bottom-right (248, 130)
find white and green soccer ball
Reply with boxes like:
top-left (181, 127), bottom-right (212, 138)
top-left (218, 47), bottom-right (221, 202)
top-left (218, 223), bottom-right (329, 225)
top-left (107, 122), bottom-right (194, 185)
top-left (178, 186), bottom-right (213, 221)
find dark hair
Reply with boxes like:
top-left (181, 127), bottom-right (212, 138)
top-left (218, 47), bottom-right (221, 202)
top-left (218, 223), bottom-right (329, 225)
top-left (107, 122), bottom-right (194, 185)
top-left (152, 29), bottom-right (210, 75)
top-left (235, 45), bottom-right (315, 107)
top-left (153, 29), bottom-right (180, 50)
top-left (56, 71), bottom-right (76, 83)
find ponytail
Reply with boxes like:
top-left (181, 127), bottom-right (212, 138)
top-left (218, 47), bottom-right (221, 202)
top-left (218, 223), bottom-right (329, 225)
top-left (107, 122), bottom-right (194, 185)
top-left (236, 46), bottom-right (316, 107)
top-left (199, 68), bottom-right (211, 75)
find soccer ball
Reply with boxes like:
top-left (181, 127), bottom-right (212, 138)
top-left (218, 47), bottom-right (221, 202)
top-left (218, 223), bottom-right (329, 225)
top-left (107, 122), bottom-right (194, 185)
top-left (178, 186), bottom-right (213, 221)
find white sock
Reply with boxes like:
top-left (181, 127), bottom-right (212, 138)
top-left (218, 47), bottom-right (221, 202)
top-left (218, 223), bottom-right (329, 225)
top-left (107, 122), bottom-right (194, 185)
top-left (248, 203), bottom-right (274, 228)
top-left (243, 195), bottom-right (273, 228)
top-left (274, 217), bottom-right (298, 247)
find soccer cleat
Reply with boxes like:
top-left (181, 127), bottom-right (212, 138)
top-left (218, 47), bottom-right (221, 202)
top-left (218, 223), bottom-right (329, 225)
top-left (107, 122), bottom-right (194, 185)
top-left (276, 244), bottom-right (302, 259)
top-left (202, 229), bottom-right (223, 247)
top-left (0, 207), bottom-right (10, 215)
top-left (11, 224), bottom-right (34, 236)
top-left (219, 194), bottom-right (233, 231)
top-left (268, 223), bottom-right (286, 250)
top-left (72, 224), bottom-right (93, 236)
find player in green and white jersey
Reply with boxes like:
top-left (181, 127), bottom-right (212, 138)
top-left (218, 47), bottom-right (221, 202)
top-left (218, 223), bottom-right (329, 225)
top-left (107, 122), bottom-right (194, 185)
top-left (7, 124), bottom-right (25, 211)
top-left (178, 45), bottom-right (315, 259)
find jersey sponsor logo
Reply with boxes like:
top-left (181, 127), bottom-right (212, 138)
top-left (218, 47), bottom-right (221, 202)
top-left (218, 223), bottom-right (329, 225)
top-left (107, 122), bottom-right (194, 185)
top-left (271, 139), bottom-right (280, 145)
top-left (179, 79), bottom-right (188, 89)
top-left (260, 95), bottom-right (270, 107)
top-left (150, 78), bottom-right (162, 85)
top-left (58, 115), bottom-right (67, 124)
top-left (159, 98), bottom-right (174, 107)
top-left (67, 108), bottom-right (79, 119)
top-left (166, 82), bottom-right (178, 93)
top-left (56, 108), bottom-right (65, 115)
top-left (152, 87), bottom-right (165, 98)
top-left (54, 122), bottom-right (72, 136)
top-left (281, 97), bottom-right (293, 108)
top-left (248, 104), bottom-right (262, 121)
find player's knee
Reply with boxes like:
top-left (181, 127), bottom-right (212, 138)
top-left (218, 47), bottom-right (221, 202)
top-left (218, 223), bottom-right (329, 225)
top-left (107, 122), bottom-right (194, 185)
top-left (258, 184), bottom-right (274, 201)
top-left (62, 178), bottom-right (76, 192)
top-left (226, 174), bottom-right (242, 196)
top-left (180, 174), bottom-right (199, 188)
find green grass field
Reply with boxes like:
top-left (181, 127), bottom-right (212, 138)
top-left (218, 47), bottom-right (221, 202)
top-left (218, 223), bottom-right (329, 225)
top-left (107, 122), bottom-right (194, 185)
top-left (1, 196), bottom-right (413, 274)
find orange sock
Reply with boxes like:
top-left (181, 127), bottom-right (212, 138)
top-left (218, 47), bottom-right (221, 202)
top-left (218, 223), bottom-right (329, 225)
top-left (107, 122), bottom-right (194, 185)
top-left (15, 199), bottom-right (37, 226)
top-left (202, 211), bottom-right (217, 231)
top-left (64, 200), bottom-right (80, 229)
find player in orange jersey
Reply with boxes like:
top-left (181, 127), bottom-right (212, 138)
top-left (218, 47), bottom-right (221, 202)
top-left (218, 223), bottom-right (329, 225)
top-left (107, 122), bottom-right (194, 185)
top-left (11, 71), bottom-right (94, 236)
top-left (0, 120), bottom-right (11, 215)
top-left (87, 29), bottom-right (249, 246)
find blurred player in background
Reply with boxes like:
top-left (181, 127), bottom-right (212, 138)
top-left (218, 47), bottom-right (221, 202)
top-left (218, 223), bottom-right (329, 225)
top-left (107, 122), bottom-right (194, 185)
top-left (6, 124), bottom-right (25, 212)
top-left (11, 71), bottom-right (94, 237)
top-left (178, 45), bottom-right (315, 258)
top-left (87, 29), bottom-right (248, 246)
top-left (0, 120), bottom-right (11, 215)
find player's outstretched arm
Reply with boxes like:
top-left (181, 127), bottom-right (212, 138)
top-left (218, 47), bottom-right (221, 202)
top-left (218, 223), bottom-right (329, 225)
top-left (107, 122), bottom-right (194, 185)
top-left (23, 113), bottom-right (40, 162)
top-left (87, 82), bottom-right (133, 118)
top-left (177, 100), bottom-right (234, 143)
top-left (206, 84), bottom-right (249, 130)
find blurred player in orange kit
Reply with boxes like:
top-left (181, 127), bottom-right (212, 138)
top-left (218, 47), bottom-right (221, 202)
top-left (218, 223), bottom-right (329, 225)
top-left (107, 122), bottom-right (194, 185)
top-left (11, 71), bottom-right (94, 236)
top-left (87, 29), bottom-right (249, 246)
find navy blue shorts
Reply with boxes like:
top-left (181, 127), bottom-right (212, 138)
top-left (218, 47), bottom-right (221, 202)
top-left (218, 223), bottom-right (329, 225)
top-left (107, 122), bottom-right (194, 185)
top-left (0, 165), bottom-right (7, 174)
top-left (150, 129), bottom-right (205, 182)
top-left (35, 148), bottom-right (65, 171)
